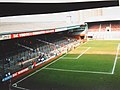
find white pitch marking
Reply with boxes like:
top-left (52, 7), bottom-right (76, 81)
top-left (76, 47), bottom-right (91, 59)
top-left (63, 47), bottom-right (91, 59)
top-left (111, 43), bottom-right (120, 74)
top-left (12, 83), bottom-right (17, 87)
top-left (45, 67), bottom-right (112, 75)
top-left (12, 85), bottom-right (30, 90)
top-left (12, 83), bottom-right (29, 90)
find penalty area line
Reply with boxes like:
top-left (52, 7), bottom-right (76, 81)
top-left (111, 43), bottom-right (120, 74)
top-left (63, 47), bottom-right (91, 60)
top-left (76, 47), bottom-right (91, 59)
top-left (45, 67), bottom-right (112, 75)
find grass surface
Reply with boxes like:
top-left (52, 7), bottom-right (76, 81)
top-left (12, 40), bottom-right (120, 90)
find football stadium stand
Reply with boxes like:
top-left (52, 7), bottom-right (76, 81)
top-left (101, 22), bottom-right (110, 32)
top-left (88, 23), bottom-right (100, 32)
top-left (111, 22), bottom-right (120, 31)
top-left (87, 21), bottom-right (120, 40)
top-left (0, 33), bottom-right (80, 80)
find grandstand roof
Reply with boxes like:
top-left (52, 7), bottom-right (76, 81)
top-left (85, 15), bottom-right (120, 23)
top-left (0, 22), bottom-right (80, 35)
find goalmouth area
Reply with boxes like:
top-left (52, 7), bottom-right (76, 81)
top-left (12, 40), bottom-right (120, 90)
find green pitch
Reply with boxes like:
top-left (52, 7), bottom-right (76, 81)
top-left (12, 40), bottom-right (120, 90)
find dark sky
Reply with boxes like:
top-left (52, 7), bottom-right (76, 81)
top-left (0, 1), bottom-right (119, 17)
